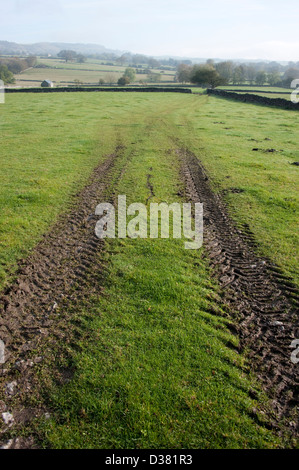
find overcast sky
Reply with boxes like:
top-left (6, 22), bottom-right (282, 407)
top-left (2, 0), bottom-right (299, 61)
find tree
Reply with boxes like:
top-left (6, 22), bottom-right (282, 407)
top-left (190, 64), bottom-right (223, 88)
top-left (255, 71), bottom-right (267, 86)
top-left (25, 56), bottom-right (37, 68)
top-left (176, 64), bottom-right (192, 83)
top-left (5, 58), bottom-right (24, 74)
top-left (206, 59), bottom-right (215, 66)
top-left (58, 50), bottom-right (77, 62)
top-left (268, 72), bottom-right (281, 86)
top-left (132, 54), bottom-right (148, 65)
top-left (232, 65), bottom-right (246, 85)
top-left (148, 58), bottom-right (160, 69)
top-left (116, 54), bottom-right (129, 66)
top-left (283, 67), bottom-right (299, 86)
top-left (123, 67), bottom-right (136, 83)
top-left (76, 54), bottom-right (86, 63)
top-left (245, 65), bottom-right (257, 85)
top-left (146, 72), bottom-right (162, 83)
top-left (118, 76), bottom-right (130, 86)
top-left (98, 78), bottom-right (105, 85)
top-left (105, 72), bottom-right (116, 85)
top-left (0, 64), bottom-right (15, 84)
top-left (215, 61), bottom-right (233, 85)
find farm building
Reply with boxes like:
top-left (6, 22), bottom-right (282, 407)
top-left (41, 79), bottom-right (54, 88)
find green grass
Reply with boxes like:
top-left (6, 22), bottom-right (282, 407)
top-left (166, 94), bottom-right (299, 284)
top-left (1, 92), bottom-right (298, 288)
top-left (42, 241), bottom-right (285, 448)
top-left (39, 121), bottom-right (285, 449)
top-left (0, 92), bottom-right (298, 448)
top-left (0, 92), bottom-right (151, 287)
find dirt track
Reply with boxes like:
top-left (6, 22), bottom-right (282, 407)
top-left (178, 148), bottom-right (299, 427)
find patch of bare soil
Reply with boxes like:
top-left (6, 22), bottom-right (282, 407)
top-left (0, 145), bottom-right (127, 446)
top-left (177, 148), bottom-right (299, 432)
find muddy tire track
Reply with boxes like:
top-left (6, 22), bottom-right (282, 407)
top-left (0, 145), bottom-right (128, 443)
top-left (178, 148), bottom-right (299, 428)
top-left (146, 169), bottom-right (155, 204)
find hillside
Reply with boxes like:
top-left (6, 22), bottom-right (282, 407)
top-left (0, 40), bottom-right (122, 56)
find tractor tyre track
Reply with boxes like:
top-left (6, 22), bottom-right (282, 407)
top-left (178, 148), bottom-right (299, 428)
top-left (0, 145), bottom-right (128, 443)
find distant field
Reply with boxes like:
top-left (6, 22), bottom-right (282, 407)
top-left (11, 57), bottom-right (176, 86)
top-left (37, 58), bottom-right (127, 71)
top-left (16, 67), bottom-right (124, 85)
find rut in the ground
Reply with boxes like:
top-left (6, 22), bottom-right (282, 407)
top-left (178, 147), bottom-right (299, 426)
top-left (0, 145), bottom-right (129, 441)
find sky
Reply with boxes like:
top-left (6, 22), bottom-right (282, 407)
top-left (1, 0), bottom-right (299, 61)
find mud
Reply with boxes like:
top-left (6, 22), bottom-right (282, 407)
top-left (146, 170), bottom-right (155, 203)
top-left (0, 141), bottom-right (298, 446)
top-left (178, 148), bottom-right (299, 428)
top-left (252, 148), bottom-right (277, 153)
top-left (0, 145), bottom-right (127, 444)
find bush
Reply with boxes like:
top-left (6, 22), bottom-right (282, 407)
top-left (0, 64), bottom-right (15, 84)
top-left (118, 76), bottom-right (130, 86)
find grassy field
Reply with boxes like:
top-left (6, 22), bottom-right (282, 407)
top-left (39, 129), bottom-right (284, 449)
top-left (171, 93), bottom-right (299, 284)
top-left (0, 92), bottom-right (298, 448)
top-left (218, 85), bottom-right (293, 93)
top-left (1, 93), bottom-right (298, 286)
top-left (11, 57), bottom-right (176, 86)
top-left (37, 58), bottom-right (127, 71)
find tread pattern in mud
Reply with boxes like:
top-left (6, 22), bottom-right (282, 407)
top-left (179, 148), bottom-right (299, 424)
top-left (0, 147), bottom-right (128, 419)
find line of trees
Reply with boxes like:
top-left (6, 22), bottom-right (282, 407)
top-left (115, 53), bottom-right (180, 69)
top-left (176, 60), bottom-right (299, 88)
top-left (57, 50), bottom-right (86, 63)
top-left (0, 56), bottom-right (37, 76)
top-left (97, 68), bottom-right (163, 86)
